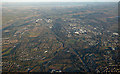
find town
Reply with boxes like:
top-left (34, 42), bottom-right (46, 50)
top-left (2, 2), bottom-right (120, 72)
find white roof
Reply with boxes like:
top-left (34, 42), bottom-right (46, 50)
top-left (113, 33), bottom-right (119, 35)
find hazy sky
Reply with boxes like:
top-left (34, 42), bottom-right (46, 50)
top-left (2, 0), bottom-right (120, 2)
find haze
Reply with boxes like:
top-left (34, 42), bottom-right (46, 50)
top-left (2, 0), bottom-right (120, 2)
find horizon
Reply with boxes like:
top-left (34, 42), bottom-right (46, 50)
top-left (2, 0), bottom-right (120, 2)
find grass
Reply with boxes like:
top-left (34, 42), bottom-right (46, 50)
top-left (2, 49), bottom-right (7, 52)
top-left (2, 48), bottom-right (12, 56)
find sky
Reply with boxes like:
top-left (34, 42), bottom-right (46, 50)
top-left (1, 0), bottom-right (120, 2)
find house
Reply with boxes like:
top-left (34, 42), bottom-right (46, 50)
top-left (75, 32), bottom-right (79, 34)
top-left (44, 51), bottom-right (48, 53)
